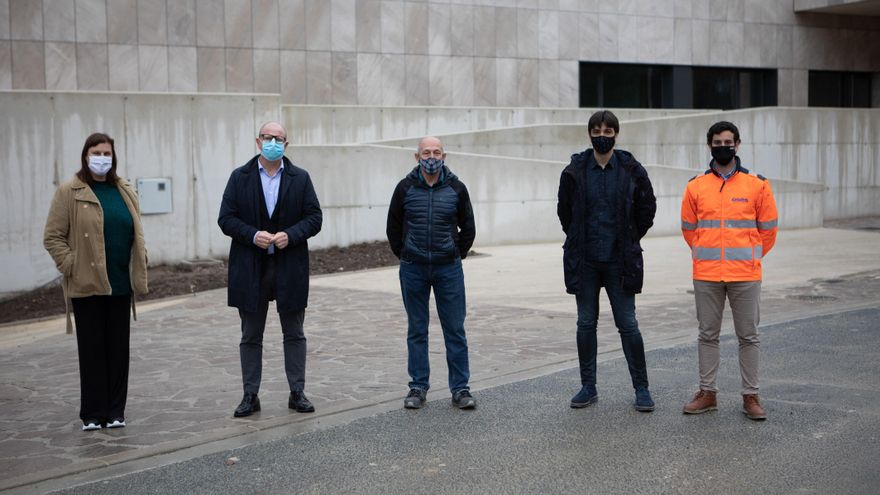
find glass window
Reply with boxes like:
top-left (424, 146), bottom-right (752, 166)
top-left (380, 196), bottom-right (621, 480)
top-left (809, 71), bottom-right (873, 108)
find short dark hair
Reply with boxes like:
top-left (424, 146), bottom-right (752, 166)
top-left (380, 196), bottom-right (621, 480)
top-left (706, 121), bottom-right (741, 145)
top-left (77, 132), bottom-right (119, 185)
top-left (588, 110), bottom-right (619, 134)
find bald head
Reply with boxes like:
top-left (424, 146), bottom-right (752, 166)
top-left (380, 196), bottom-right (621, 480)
top-left (417, 136), bottom-right (443, 153)
top-left (258, 121), bottom-right (287, 139)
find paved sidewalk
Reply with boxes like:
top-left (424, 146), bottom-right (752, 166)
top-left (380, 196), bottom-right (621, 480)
top-left (1, 227), bottom-right (879, 490)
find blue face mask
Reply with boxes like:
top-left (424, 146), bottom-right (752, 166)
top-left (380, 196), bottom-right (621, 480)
top-left (419, 157), bottom-right (443, 175)
top-left (261, 139), bottom-right (285, 161)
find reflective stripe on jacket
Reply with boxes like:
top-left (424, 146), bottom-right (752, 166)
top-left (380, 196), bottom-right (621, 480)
top-left (680, 159), bottom-right (778, 282)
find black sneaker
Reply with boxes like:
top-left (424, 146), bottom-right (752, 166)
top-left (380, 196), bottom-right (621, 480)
top-left (452, 389), bottom-right (476, 409)
top-left (404, 388), bottom-right (427, 409)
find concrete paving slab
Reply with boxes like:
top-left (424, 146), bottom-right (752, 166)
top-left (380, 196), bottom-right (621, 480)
top-left (1, 227), bottom-right (879, 491)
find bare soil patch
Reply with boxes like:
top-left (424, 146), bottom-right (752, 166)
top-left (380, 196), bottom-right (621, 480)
top-left (0, 241), bottom-right (398, 325)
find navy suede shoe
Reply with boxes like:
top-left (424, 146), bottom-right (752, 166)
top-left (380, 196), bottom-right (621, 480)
top-left (634, 387), bottom-right (655, 412)
top-left (571, 385), bottom-right (598, 408)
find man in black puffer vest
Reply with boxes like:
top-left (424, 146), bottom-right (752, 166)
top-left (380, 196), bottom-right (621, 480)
top-left (557, 110), bottom-right (657, 413)
top-left (387, 136), bottom-right (477, 410)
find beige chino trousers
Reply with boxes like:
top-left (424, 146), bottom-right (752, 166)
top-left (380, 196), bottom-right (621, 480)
top-left (693, 280), bottom-right (761, 395)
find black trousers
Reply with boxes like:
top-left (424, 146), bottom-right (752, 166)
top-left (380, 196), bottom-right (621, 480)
top-left (71, 294), bottom-right (131, 423)
top-left (239, 256), bottom-right (307, 395)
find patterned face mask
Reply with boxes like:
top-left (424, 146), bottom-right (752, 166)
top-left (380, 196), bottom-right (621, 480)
top-left (419, 157), bottom-right (444, 175)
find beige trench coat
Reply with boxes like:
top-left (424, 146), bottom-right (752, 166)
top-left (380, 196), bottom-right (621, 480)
top-left (43, 176), bottom-right (148, 333)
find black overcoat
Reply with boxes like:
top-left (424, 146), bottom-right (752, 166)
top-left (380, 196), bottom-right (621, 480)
top-left (218, 155), bottom-right (322, 313)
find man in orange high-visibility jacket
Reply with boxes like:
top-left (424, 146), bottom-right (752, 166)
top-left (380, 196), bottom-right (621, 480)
top-left (680, 121), bottom-right (778, 421)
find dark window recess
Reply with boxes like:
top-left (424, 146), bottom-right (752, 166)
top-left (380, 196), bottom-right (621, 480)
top-left (808, 71), bottom-right (872, 108)
top-left (579, 62), bottom-right (776, 110)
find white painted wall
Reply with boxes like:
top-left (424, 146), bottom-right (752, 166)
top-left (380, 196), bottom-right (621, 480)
top-left (380, 107), bottom-right (880, 220)
top-left (0, 93), bottom-right (846, 295)
top-left (283, 105), bottom-right (712, 145)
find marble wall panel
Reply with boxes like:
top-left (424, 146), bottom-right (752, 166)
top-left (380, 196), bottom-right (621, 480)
top-left (225, 0), bottom-right (253, 48)
top-left (280, 49), bottom-right (306, 103)
top-left (196, 0), bottom-right (225, 47)
top-left (0, 41), bottom-right (10, 89)
top-left (380, 53), bottom-right (406, 105)
top-left (792, 69), bottom-right (808, 106)
top-left (136, 0), bottom-right (166, 45)
top-left (197, 47), bottom-right (226, 91)
top-left (578, 12), bottom-right (598, 61)
top-left (428, 3), bottom-right (451, 55)
top-left (10, 0), bottom-right (41, 40)
top-left (306, 50), bottom-right (331, 103)
top-left (538, 58), bottom-right (558, 107)
top-left (168, 0), bottom-right (197, 46)
top-left (252, 0), bottom-right (280, 49)
top-left (13, 40), bottom-right (44, 88)
top-left (691, 0), bottom-right (709, 19)
top-left (597, 14), bottom-right (618, 61)
top-left (517, 7), bottom-right (538, 58)
top-left (331, 51), bottom-right (357, 104)
top-left (451, 56), bottom-right (474, 106)
top-left (279, 0), bottom-right (306, 50)
top-left (109, 43), bottom-right (138, 90)
top-left (356, 0), bottom-right (381, 52)
top-left (405, 54), bottom-right (429, 105)
top-left (707, 21), bottom-right (729, 65)
top-left (776, 24), bottom-right (793, 69)
top-left (649, 16), bottom-right (675, 64)
top-left (76, 42), bottom-right (107, 90)
top-left (691, 19), bottom-right (709, 65)
top-left (558, 59), bottom-right (578, 107)
top-left (674, 0), bottom-right (692, 18)
top-left (76, 0), bottom-right (106, 43)
top-left (404, 2), bottom-right (428, 54)
top-left (759, 23), bottom-right (777, 68)
top-left (253, 49), bottom-right (279, 93)
top-left (495, 7), bottom-right (517, 57)
top-left (450, 5), bottom-right (474, 56)
top-left (43, 0), bottom-right (75, 42)
top-left (429, 55), bottom-right (453, 105)
top-left (331, 0), bottom-right (356, 52)
top-left (473, 6), bottom-right (495, 58)
top-left (0, 0), bottom-right (8, 40)
top-left (726, 0), bottom-right (744, 21)
top-left (225, 47), bottom-right (253, 92)
top-left (139, 45), bottom-right (169, 91)
top-left (169, 46), bottom-right (198, 92)
top-left (744, 22), bottom-right (761, 67)
top-left (357, 52), bottom-right (383, 104)
top-left (517, 58), bottom-right (538, 106)
top-left (305, 0), bottom-right (330, 50)
top-left (743, 0), bottom-right (774, 24)
top-left (557, 10), bottom-right (578, 59)
top-left (473, 56), bottom-right (496, 106)
top-left (538, 9), bottom-right (558, 59)
top-left (496, 57), bottom-right (517, 106)
top-left (707, 0), bottom-right (727, 21)
top-left (617, 15), bottom-right (638, 62)
top-left (381, 0), bottom-right (404, 54)
top-left (727, 22), bottom-right (745, 66)
top-left (44, 42), bottom-right (76, 90)
top-left (673, 18), bottom-right (692, 64)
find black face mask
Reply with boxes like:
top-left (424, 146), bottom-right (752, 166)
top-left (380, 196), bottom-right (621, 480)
top-left (591, 135), bottom-right (615, 155)
top-left (711, 146), bottom-right (736, 166)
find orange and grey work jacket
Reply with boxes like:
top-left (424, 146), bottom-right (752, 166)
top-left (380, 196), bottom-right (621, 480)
top-left (680, 161), bottom-right (778, 282)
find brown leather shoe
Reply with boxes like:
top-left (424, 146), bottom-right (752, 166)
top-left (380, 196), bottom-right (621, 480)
top-left (742, 394), bottom-right (767, 420)
top-left (682, 390), bottom-right (717, 414)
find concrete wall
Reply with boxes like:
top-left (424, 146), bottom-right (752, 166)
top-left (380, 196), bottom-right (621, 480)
top-left (2, 1), bottom-right (879, 107)
top-left (382, 107), bottom-right (880, 220)
top-left (0, 91), bottom-right (279, 294)
top-left (283, 105), bottom-right (711, 144)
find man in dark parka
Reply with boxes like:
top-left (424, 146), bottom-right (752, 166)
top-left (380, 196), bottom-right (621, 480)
top-left (557, 110), bottom-right (657, 412)
top-left (219, 121), bottom-right (322, 417)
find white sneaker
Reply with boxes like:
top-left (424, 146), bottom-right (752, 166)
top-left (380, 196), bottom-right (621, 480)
top-left (82, 421), bottom-right (102, 431)
top-left (106, 418), bottom-right (126, 428)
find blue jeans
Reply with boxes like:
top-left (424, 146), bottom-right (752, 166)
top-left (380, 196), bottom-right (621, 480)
top-left (575, 260), bottom-right (649, 389)
top-left (399, 258), bottom-right (470, 393)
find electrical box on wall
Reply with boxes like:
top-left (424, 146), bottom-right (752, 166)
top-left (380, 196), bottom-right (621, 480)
top-left (135, 178), bottom-right (172, 215)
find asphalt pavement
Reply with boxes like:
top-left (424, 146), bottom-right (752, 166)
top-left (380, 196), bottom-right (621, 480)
top-left (52, 307), bottom-right (880, 495)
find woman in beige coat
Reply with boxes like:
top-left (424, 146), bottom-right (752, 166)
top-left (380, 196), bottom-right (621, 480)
top-left (44, 132), bottom-right (148, 432)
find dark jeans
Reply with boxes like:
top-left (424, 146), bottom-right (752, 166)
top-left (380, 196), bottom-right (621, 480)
top-left (239, 256), bottom-right (307, 395)
top-left (71, 294), bottom-right (131, 423)
top-left (575, 260), bottom-right (649, 389)
top-left (399, 258), bottom-right (470, 393)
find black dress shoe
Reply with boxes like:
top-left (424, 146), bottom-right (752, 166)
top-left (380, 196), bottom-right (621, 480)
top-left (289, 391), bottom-right (315, 413)
top-left (233, 393), bottom-right (261, 417)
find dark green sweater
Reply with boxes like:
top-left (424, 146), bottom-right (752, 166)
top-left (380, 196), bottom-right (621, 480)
top-left (91, 182), bottom-right (134, 296)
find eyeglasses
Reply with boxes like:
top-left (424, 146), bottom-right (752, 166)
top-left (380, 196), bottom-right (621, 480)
top-left (259, 134), bottom-right (286, 143)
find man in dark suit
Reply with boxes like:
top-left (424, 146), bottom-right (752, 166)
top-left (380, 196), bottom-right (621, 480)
top-left (218, 121), bottom-right (322, 417)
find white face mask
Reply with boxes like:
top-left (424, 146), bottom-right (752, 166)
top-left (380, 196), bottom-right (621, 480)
top-left (88, 155), bottom-right (113, 176)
